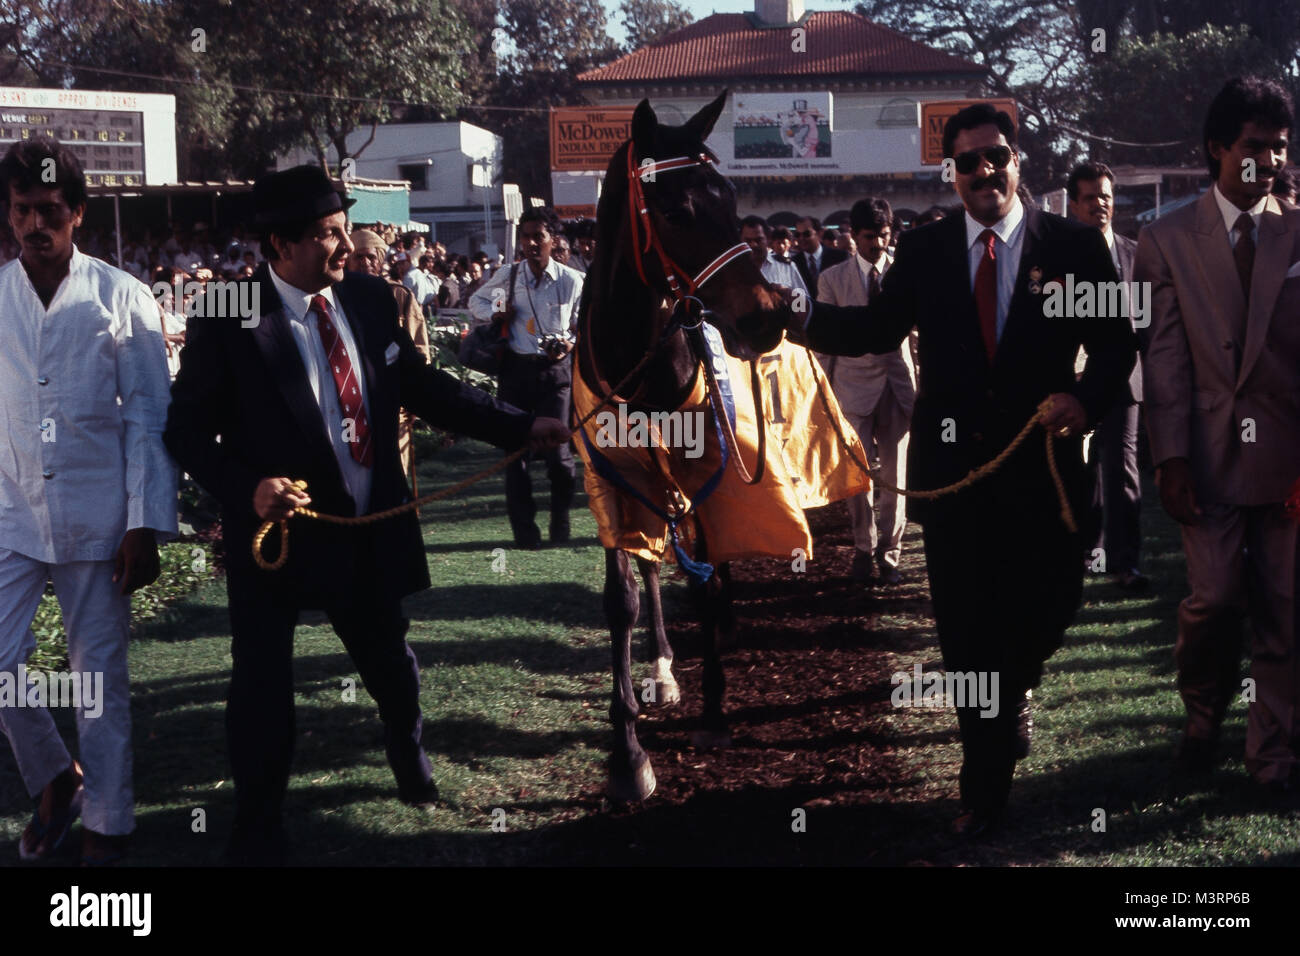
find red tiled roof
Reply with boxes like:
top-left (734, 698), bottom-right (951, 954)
top-left (578, 11), bottom-right (985, 84)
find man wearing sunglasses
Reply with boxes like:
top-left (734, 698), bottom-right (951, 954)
top-left (797, 102), bottom-right (1135, 838)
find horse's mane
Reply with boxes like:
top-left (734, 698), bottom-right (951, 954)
top-left (577, 138), bottom-right (633, 335)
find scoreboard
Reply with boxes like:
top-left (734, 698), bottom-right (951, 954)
top-left (0, 87), bottom-right (176, 187)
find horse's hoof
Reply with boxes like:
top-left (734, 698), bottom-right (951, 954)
top-left (689, 729), bottom-right (733, 749)
top-left (608, 760), bottom-right (657, 803)
top-left (654, 658), bottom-right (681, 706)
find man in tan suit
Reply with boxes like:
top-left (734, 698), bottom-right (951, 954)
top-left (816, 198), bottom-right (917, 585)
top-left (1136, 76), bottom-right (1300, 799)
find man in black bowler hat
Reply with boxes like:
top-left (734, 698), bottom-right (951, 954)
top-left (164, 165), bottom-right (568, 863)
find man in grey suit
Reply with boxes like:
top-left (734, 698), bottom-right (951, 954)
top-left (1068, 162), bottom-right (1148, 591)
top-left (1136, 77), bottom-right (1300, 798)
top-left (816, 198), bottom-right (917, 585)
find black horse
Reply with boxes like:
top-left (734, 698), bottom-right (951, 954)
top-left (575, 92), bottom-right (791, 802)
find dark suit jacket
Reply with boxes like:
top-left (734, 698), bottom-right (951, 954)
top-left (795, 246), bottom-right (848, 300)
top-left (1112, 232), bottom-right (1142, 402)
top-left (165, 262), bottom-right (533, 606)
top-left (806, 207), bottom-right (1136, 527)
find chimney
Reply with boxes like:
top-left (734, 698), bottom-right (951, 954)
top-left (755, 0), bottom-right (805, 27)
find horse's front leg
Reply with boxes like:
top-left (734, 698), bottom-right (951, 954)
top-left (605, 548), bottom-right (656, 802)
top-left (635, 555), bottom-right (680, 706)
top-left (688, 530), bottom-right (733, 749)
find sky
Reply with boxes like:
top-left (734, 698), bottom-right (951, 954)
top-left (600, 0), bottom-right (860, 48)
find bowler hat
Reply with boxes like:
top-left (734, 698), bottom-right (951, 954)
top-left (253, 164), bottom-right (355, 229)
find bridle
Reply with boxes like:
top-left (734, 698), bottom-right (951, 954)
top-left (609, 145), bottom-right (766, 485)
top-left (625, 147), bottom-right (752, 306)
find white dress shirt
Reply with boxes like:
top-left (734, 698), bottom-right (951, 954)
top-left (965, 196), bottom-right (1026, 343)
top-left (266, 267), bottom-right (373, 515)
top-left (1212, 183), bottom-right (1267, 250)
top-left (467, 258), bottom-right (584, 356)
top-left (855, 250), bottom-right (889, 292)
top-left (0, 247), bottom-right (177, 563)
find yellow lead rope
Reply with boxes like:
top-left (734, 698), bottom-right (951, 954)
top-left (253, 339), bottom-right (1078, 571)
top-left (801, 346), bottom-right (1077, 533)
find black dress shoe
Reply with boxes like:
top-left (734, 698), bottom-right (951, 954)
top-left (1172, 734), bottom-right (1217, 776)
top-left (1257, 774), bottom-right (1300, 811)
top-left (222, 822), bottom-right (289, 866)
top-left (549, 516), bottom-right (570, 544)
top-left (513, 528), bottom-right (543, 550)
top-left (1014, 693), bottom-right (1033, 760)
top-left (877, 565), bottom-right (903, 586)
top-left (951, 809), bottom-right (1000, 839)
top-left (850, 549), bottom-right (876, 585)
top-left (398, 778), bottom-right (441, 808)
top-left (1113, 569), bottom-right (1150, 591)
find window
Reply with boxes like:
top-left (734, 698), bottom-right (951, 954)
top-left (399, 162), bottom-right (429, 191)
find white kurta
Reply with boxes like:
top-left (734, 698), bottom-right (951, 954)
top-left (0, 247), bottom-right (178, 563)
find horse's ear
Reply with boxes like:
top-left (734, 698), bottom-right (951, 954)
top-left (632, 99), bottom-right (657, 154)
top-left (684, 89), bottom-right (728, 143)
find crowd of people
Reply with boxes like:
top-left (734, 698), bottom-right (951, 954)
top-left (0, 71), bottom-right (1296, 864)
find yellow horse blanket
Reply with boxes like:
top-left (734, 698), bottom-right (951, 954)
top-left (575, 331), bottom-right (870, 565)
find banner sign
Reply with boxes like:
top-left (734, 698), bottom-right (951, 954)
top-left (550, 107), bottom-right (635, 172)
top-left (919, 99), bottom-right (1019, 165)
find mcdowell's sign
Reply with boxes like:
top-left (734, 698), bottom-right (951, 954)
top-left (550, 107), bottom-right (635, 172)
top-left (920, 99), bottom-right (1019, 166)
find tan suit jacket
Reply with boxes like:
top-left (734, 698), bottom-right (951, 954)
top-left (1136, 192), bottom-right (1300, 505)
top-left (815, 253), bottom-right (917, 416)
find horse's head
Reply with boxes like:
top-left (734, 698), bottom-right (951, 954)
top-left (621, 92), bottom-right (789, 359)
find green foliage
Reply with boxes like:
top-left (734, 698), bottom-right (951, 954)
top-left (617, 0), bottom-right (694, 53)
top-left (29, 538), bottom-right (220, 672)
top-left (1083, 25), bottom-right (1290, 170)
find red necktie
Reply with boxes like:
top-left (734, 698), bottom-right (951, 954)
top-left (974, 228), bottom-right (998, 361)
top-left (310, 294), bottom-right (373, 468)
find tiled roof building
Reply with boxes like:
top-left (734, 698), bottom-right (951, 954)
top-left (572, 0), bottom-right (992, 227)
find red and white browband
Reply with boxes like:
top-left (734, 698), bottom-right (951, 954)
top-left (627, 150), bottom-right (751, 300)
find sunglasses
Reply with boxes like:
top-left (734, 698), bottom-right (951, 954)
top-left (953, 145), bottom-right (1013, 176)
top-left (795, 229), bottom-right (817, 238)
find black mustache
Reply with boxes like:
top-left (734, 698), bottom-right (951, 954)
top-left (24, 233), bottom-right (50, 242)
top-left (971, 173), bottom-right (1008, 191)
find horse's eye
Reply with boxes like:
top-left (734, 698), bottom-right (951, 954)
top-left (662, 205), bottom-right (694, 227)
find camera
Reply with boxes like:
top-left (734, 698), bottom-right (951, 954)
top-left (539, 333), bottom-right (570, 360)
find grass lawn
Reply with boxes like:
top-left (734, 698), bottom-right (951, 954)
top-left (1, 428), bottom-right (1297, 866)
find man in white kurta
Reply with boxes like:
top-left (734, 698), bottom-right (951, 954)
top-left (0, 139), bottom-right (176, 862)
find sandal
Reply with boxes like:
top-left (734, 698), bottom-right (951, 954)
top-left (18, 784), bottom-right (84, 861)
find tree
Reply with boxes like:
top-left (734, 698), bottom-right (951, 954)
top-left (5, 0), bottom-right (474, 180)
top-left (463, 0), bottom-right (622, 201)
top-left (619, 0), bottom-right (694, 52)
top-left (1082, 25), bottom-right (1290, 170)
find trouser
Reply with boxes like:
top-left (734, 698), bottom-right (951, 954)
top-left (225, 568), bottom-right (430, 834)
top-left (922, 495), bottom-right (1082, 815)
top-left (843, 388), bottom-right (910, 569)
top-left (1086, 399), bottom-right (1142, 572)
top-left (0, 548), bottom-right (133, 835)
top-left (497, 351), bottom-right (576, 542)
top-left (1176, 502), bottom-right (1299, 783)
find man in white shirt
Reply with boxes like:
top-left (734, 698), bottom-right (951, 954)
top-left (0, 139), bottom-right (177, 864)
top-left (739, 216), bottom-right (808, 301)
top-left (468, 207), bottom-right (584, 548)
top-left (816, 198), bottom-right (916, 586)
